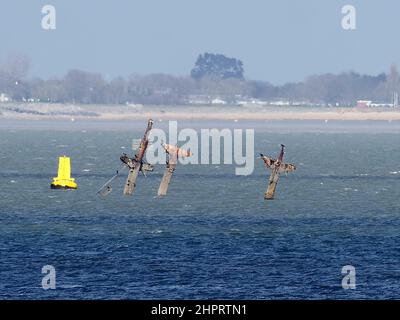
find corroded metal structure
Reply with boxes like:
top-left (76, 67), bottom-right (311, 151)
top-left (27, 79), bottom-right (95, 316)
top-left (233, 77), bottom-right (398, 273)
top-left (157, 144), bottom-right (192, 196)
top-left (260, 144), bottom-right (296, 200)
top-left (97, 119), bottom-right (154, 197)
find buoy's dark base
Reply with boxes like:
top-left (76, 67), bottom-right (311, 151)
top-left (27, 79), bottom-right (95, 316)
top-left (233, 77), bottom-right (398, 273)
top-left (50, 184), bottom-right (77, 190)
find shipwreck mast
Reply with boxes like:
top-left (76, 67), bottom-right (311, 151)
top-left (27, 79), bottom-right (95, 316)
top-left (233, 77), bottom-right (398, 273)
top-left (157, 144), bottom-right (192, 197)
top-left (123, 119), bottom-right (154, 196)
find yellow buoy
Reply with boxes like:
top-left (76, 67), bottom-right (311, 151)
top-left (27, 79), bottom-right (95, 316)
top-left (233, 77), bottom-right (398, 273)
top-left (50, 156), bottom-right (78, 189)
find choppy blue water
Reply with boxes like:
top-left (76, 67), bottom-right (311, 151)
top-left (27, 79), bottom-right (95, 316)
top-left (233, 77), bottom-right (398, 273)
top-left (0, 121), bottom-right (400, 299)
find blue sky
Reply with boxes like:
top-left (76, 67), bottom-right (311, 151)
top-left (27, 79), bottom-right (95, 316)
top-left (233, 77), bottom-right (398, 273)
top-left (0, 0), bottom-right (399, 84)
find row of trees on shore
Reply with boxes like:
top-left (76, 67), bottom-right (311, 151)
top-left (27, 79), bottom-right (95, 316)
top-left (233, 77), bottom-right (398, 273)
top-left (0, 53), bottom-right (398, 106)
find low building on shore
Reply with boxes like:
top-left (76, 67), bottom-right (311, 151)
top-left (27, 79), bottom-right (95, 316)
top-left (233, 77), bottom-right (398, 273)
top-left (356, 99), bottom-right (396, 108)
top-left (0, 93), bottom-right (11, 103)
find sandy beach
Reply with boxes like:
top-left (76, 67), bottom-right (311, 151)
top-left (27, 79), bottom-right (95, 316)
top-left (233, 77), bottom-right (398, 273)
top-left (1, 103), bottom-right (400, 122)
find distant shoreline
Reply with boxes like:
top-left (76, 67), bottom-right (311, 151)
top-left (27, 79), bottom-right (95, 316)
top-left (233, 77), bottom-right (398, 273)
top-left (1, 105), bottom-right (400, 133)
top-left (1, 103), bottom-right (400, 122)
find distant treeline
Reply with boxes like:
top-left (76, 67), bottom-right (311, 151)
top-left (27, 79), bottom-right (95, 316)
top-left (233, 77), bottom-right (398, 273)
top-left (0, 53), bottom-right (398, 105)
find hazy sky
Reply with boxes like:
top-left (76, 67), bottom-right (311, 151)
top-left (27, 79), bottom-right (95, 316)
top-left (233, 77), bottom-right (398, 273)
top-left (0, 0), bottom-right (399, 84)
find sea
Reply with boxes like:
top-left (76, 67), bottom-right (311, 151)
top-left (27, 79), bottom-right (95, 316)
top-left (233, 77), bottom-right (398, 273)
top-left (0, 119), bottom-right (399, 299)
